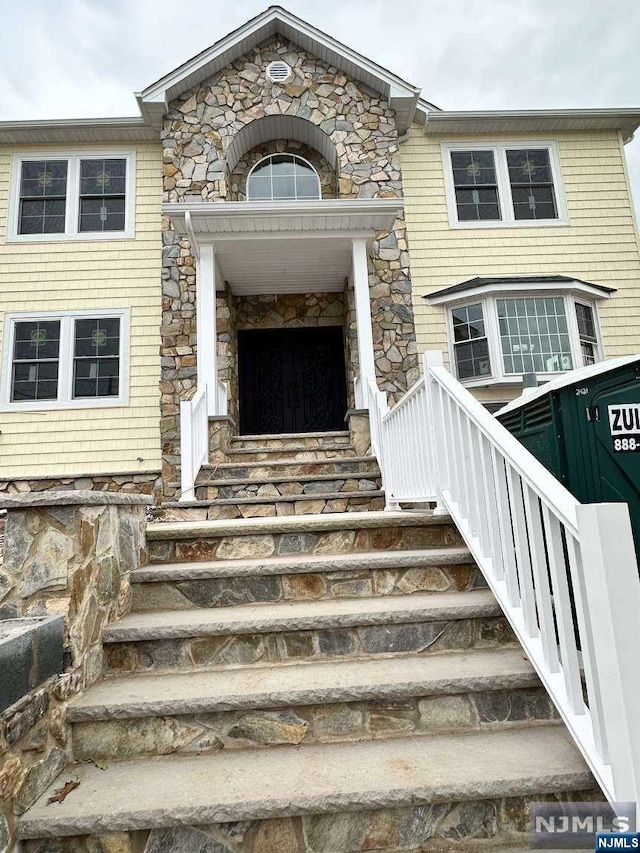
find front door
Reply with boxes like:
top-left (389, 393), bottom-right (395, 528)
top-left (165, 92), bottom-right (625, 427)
top-left (238, 327), bottom-right (348, 435)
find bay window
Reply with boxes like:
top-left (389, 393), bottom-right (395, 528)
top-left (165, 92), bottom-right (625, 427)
top-left (428, 280), bottom-right (610, 387)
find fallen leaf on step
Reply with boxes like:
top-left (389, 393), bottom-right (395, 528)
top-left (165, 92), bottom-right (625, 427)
top-left (47, 779), bottom-right (80, 805)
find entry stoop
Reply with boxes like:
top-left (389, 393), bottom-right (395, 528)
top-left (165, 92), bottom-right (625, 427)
top-left (18, 434), bottom-right (602, 852)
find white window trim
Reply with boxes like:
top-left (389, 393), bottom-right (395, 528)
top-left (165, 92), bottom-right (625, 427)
top-left (441, 140), bottom-right (569, 229)
top-left (443, 290), bottom-right (605, 388)
top-left (0, 308), bottom-right (130, 411)
top-left (7, 150), bottom-right (136, 242)
top-left (246, 153), bottom-right (322, 201)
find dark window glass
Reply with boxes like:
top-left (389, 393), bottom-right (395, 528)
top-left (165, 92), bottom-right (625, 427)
top-left (506, 149), bottom-right (558, 220)
top-left (450, 151), bottom-right (501, 222)
top-left (11, 320), bottom-right (61, 401)
top-left (452, 303), bottom-right (492, 379)
top-left (78, 159), bottom-right (127, 232)
top-left (575, 303), bottom-right (598, 366)
top-left (18, 161), bottom-right (67, 235)
top-left (73, 317), bottom-right (120, 398)
top-left (247, 154), bottom-right (321, 201)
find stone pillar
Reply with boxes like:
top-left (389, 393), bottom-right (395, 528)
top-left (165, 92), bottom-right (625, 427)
top-left (351, 238), bottom-right (376, 409)
top-left (0, 491), bottom-right (150, 850)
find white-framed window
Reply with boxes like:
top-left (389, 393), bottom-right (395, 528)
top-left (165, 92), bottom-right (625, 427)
top-left (442, 291), bottom-right (605, 387)
top-left (7, 151), bottom-right (135, 241)
top-left (247, 153), bottom-right (321, 201)
top-left (1, 308), bottom-right (130, 410)
top-left (441, 141), bottom-right (568, 228)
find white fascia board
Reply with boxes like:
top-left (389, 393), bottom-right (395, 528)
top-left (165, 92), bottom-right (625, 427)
top-left (427, 280), bottom-right (614, 306)
top-left (140, 7), bottom-right (420, 130)
top-left (497, 355), bottom-right (640, 415)
top-left (423, 108), bottom-right (640, 140)
top-left (0, 116), bottom-right (157, 145)
top-left (163, 199), bottom-right (403, 235)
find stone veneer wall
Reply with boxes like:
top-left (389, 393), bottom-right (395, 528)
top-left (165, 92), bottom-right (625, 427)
top-left (160, 36), bottom-right (420, 491)
top-left (0, 492), bottom-right (149, 851)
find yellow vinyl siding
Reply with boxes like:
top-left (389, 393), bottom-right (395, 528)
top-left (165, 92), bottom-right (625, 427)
top-left (0, 143), bottom-right (163, 479)
top-left (401, 129), bottom-right (640, 401)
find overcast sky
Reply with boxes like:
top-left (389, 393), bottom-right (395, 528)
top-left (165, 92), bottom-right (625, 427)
top-left (1, 0), bottom-right (639, 215)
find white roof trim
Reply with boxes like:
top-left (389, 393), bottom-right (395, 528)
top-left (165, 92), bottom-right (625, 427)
top-left (422, 108), bottom-right (640, 141)
top-left (140, 6), bottom-right (421, 133)
top-left (163, 198), bottom-right (402, 238)
top-left (427, 279), bottom-right (614, 306)
top-left (0, 117), bottom-right (157, 145)
top-left (497, 355), bottom-right (640, 415)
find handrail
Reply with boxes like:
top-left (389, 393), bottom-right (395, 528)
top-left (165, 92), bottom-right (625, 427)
top-left (364, 351), bottom-right (640, 806)
top-left (179, 385), bottom-right (209, 502)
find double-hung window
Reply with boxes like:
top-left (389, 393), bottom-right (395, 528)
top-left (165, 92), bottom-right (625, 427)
top-left (443, 142), bottom-right (567, 228)
top-left (10, 152), bottom-right (134, 240)
top-left (2, 310), bottom-right (129, 409)
top-left (429, 283), bottom-right (607, 386)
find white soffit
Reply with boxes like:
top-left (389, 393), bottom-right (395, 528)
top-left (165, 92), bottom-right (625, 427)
top-left (423, 109), bottom-right (640, 141)
top-left (226, 115), bottom-right (338, 173)
top-left (215, 236), bottom-right (351, 294)
top-left (139, 6), bottom-right (421, 133)
top-left (0, 118), bottom-right (158, 145)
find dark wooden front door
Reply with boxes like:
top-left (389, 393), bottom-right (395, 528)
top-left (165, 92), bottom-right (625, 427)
top-left (238, 327), bottom-right (348, 435)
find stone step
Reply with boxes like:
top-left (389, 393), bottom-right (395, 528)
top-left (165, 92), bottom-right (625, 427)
top-left (158, 490), bottom-right (387, 522)
top-left (18, 726), bottom-right (594, 842)
top-left (230, 431), bottom-right (351, 450)
top-left (202, 455), bottom-right (380, 482)
top-left (69, 649), bottom-right (560, 760)
top-left (130, 548), bottom-right (481, 611)
top-left (195, 470), bottom-right (383, 501)
top-left (222, 444), bottom-right (358, 463)
top-left (147, 510), bottom-right (462, 564)
top-left (102, 590), bottom-right (514, 674)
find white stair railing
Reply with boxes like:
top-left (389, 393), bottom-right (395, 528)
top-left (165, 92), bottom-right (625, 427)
top-left (366, 351), bottom-right (640, 806)
top-left (179, 385), bottom-right (209, 501)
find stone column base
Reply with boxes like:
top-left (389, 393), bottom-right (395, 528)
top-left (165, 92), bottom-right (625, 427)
top-left (209, 415), bottom-right (237, 464)
top-left (346, 409), bottom-right (371, 457)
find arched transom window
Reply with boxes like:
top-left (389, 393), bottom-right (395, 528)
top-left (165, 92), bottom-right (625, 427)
top-left (247, 154), bottom-right (321, 201)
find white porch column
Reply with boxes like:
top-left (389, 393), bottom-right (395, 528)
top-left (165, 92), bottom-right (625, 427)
top-left (351, 238), bottom-right (376, 409)
top-left (196, 243), bottom-right (218, 416)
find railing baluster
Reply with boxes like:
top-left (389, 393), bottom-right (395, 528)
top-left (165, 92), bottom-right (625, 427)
top-left (523, 485), bottom-right (560, 673)
top-left (478, 434), bottom-right (502, 575)
top-left (505, 465), bottom-right (539, 637)
top-left (491, 448), bottom-right (519, 599)
top-left (565, 534), bottom-right (608, 761)
top-left (541, 506), bottom-right (585, 714)
top-left (466, 417), bottom-right (488, 553)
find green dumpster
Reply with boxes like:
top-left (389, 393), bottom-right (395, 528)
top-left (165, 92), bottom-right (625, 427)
top-left (497, 355), bottom-right (640, 553)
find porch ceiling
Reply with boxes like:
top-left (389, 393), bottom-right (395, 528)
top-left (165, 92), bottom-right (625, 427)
top-left (214, 236), bottom-right (351, 294)
top-left (164, 199), bottom-right (402, 295)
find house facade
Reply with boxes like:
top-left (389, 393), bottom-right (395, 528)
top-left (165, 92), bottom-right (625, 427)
top-left (0, 6), bottom-right (639, 500)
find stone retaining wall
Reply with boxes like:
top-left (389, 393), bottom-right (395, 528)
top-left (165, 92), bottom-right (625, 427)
top-left (0, 492), bottom-right (149, 852)
top-left (0, 473), bottom-right (161, 498)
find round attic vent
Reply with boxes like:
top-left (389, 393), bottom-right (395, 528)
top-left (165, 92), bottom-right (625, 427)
top-left (266, 61), bottom-right (292, 84)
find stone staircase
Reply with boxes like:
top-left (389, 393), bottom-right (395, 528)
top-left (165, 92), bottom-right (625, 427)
top-left (18, 434), bottom-right (600, 852)
top-left (170, 431), bottom-right (385, 520)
